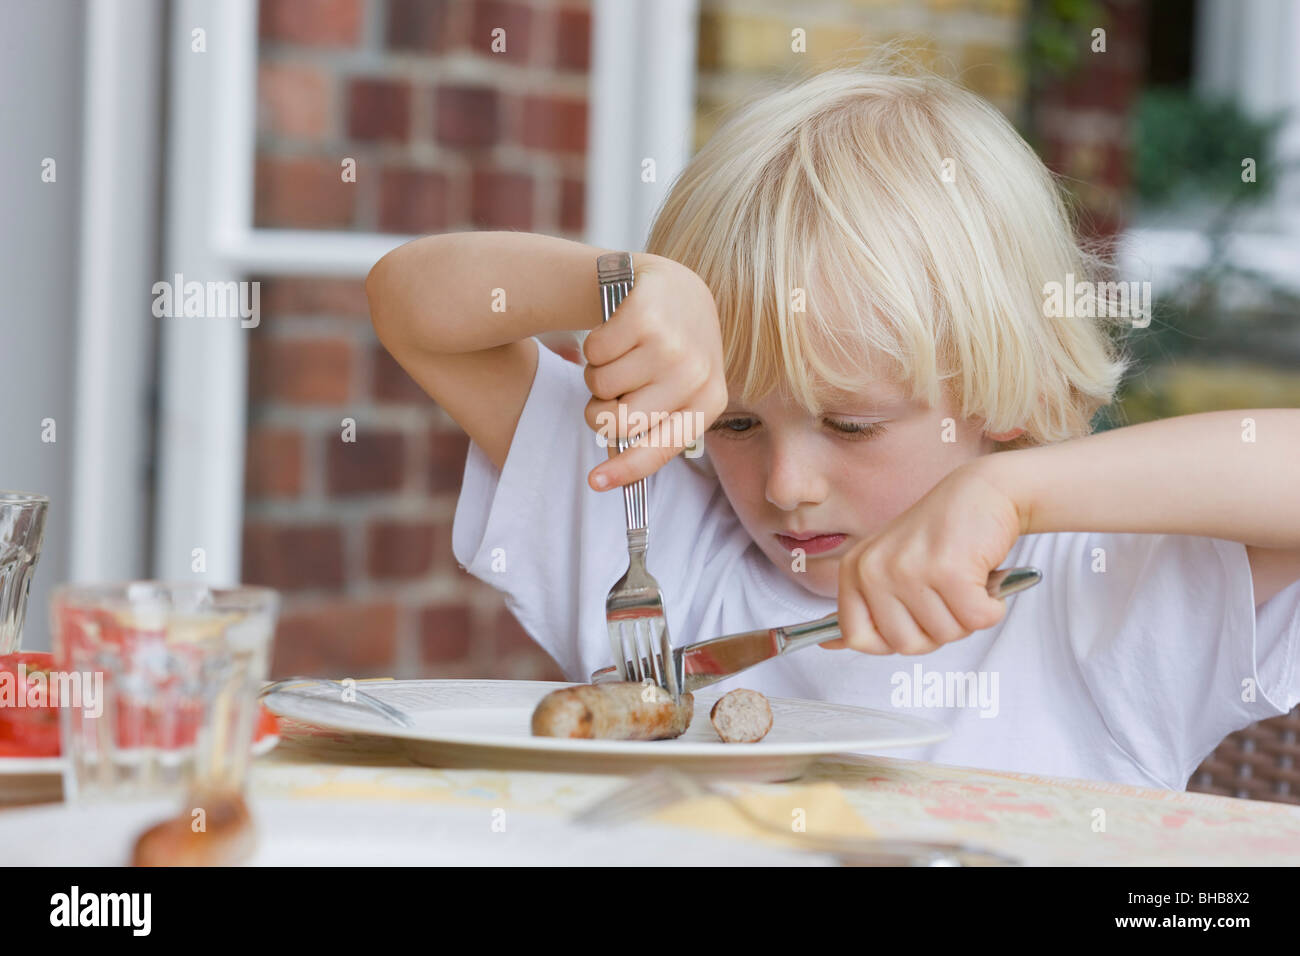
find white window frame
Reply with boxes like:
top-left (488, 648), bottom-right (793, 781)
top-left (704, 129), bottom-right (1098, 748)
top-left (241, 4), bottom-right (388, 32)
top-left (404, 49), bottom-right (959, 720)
top-left (151, 0), bottom-right (696, 583)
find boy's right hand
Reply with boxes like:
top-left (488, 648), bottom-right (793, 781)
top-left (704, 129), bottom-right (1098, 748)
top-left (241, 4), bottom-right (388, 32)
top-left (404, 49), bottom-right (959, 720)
top-left (582, 253), bottom-right (728, 491)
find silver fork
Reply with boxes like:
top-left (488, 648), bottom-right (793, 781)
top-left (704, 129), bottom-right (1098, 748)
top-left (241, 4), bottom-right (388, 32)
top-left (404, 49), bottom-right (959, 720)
top-left (573, 767), bottom-right (1020, 866)
top-left (596, 252), bottom-right (679, 700)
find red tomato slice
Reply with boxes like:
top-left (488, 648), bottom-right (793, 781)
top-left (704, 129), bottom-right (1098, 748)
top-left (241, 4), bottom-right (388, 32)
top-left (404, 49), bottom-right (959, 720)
top-left (255, 703), bottom-right (279, 741)
top-left (0, 652), bottom-right (61, 756)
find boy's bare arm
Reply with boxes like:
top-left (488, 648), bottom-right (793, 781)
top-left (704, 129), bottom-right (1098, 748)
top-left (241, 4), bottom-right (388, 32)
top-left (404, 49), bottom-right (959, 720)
top-left (972, 408), bottom-right (1300, 606)
top-left (366, 232), bottom-right (615, 470)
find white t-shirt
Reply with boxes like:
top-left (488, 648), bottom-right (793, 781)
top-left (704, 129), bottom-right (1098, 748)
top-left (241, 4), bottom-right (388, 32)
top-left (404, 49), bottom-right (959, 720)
top-left (452, 340), bottom-right (1300, 790)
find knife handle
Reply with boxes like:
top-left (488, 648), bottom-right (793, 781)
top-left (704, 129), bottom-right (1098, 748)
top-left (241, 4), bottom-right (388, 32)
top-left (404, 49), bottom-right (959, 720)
top-left (779, 565), bottom-right (1042, 654)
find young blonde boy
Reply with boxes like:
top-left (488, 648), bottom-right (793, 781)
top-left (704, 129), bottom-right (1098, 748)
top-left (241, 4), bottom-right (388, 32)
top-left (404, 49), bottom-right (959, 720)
top-left (366, 66), bottom-right (1300, 790)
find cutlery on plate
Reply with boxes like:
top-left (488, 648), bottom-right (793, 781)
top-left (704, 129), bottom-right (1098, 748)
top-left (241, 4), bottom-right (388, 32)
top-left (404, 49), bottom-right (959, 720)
top-left (572, 767), bottom-right (1019, 866)
top-left (596, 252), bottom-right (680, 701)
top-left (591, 566), bottom-right (1041, 691)
top-left (259, 676), bottom-right (415, 728)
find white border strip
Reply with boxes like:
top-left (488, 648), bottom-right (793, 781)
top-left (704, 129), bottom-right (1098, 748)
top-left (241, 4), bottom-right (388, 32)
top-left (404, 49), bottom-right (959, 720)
top-left (586, 0), bottom-right (698, 252)
top-left (70, 0), bottom-right (164, 582)
top-left (154, 0), bottom-right (258, 583)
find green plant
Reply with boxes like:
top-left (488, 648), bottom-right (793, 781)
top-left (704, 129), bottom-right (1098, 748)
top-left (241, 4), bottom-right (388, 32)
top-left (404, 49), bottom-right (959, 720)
top-left (1133, 89), bottom-right (1285, 207)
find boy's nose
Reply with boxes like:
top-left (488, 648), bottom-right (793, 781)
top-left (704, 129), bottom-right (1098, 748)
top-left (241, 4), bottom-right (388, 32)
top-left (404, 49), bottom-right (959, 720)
top-left (763, 444), bottom-right (828, 511)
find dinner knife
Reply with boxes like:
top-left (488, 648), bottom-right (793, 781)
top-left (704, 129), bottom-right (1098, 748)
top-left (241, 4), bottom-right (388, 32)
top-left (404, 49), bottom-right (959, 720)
top-left (590, 565), bottom-right (1041, 693)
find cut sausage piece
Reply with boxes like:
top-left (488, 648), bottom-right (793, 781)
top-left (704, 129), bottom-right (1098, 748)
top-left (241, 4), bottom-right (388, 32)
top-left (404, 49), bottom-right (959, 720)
top-left (709, 688), bottom-right (773, 743)
top-left (531, 682), bottom-right (694, 740)
top-left (132, 791), bottom-right (256, 866)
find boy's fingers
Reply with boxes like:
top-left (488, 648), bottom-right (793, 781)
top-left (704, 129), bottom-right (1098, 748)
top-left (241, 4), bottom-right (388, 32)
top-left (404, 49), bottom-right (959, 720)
top-left (835, 574), bottom-right (889, 654)
top-left (584, 357), bottom-right (711, 437)
top-left (910, 586), bottom-right (968, 646)
top-left (586, 420), bottom-right (689, 490)
top-left (582, 303), bottom-right (644, 366)
top-left (582, 348), bottom-right (656, 401)
top-left (870, 593), bottom-right (933, 655)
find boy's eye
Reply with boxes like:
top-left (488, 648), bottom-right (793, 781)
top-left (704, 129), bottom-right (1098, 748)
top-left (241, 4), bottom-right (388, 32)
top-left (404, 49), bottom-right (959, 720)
top-left (708, 416), bottom-right (757, 435)
top-left (826, 418), bottom-right (888, 439)
top-left (707, 417), bottom-right (888, 439)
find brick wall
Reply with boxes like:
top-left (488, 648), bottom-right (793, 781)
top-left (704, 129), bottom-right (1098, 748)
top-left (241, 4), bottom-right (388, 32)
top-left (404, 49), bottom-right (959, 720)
top-left (255, 0), bottom-right (590, 236)
top-left (1029, 0), bottom-right (1146, 245)
top-left (247, 0), bottom-right (591, 681)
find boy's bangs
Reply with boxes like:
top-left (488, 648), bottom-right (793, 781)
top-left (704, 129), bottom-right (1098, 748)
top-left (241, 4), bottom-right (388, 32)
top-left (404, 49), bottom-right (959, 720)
top-left (717, 133), bottom-right (940, 417)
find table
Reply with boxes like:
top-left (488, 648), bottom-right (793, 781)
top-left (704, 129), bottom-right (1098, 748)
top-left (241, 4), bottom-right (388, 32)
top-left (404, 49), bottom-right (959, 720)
top-left (245, 716), bottom-right (1300, 866)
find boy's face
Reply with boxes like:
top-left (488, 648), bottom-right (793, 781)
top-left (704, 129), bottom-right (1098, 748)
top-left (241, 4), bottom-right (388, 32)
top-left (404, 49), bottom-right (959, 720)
top-left (703, 379), bottom-right (1003, 598)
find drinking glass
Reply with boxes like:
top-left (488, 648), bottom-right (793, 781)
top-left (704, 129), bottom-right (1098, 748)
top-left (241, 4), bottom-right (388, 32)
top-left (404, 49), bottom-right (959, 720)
top-left (51, 581), bottom-right (278, 804)
top-left (0, 492), bottom-right (49, 654)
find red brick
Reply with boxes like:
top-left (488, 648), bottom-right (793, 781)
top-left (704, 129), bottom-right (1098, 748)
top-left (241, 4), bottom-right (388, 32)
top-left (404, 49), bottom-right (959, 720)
top-left (386, 0), bottom-right (454, 53)
top-left (470, 1), bottom-right (533, 64)
top-left (488, 606), bottom-right (566, 680)
top-left (516, 95), bottom-right (587, 153)
top-left (367, 520), bottom-right (437, 579)
top-left (429, 428), bottom-right (470, 493)
top-left (245, 426), bottom-right (303, 498)
top-left (559, 176), bottom-right (584, 233)
top-left (249, 337), bottom-right (354, 405)
top-left (255, 156), bottom-right (356, 229)
top-left (378, 167), bottom-right (451, 234)
top-left (493, 605), bottom-right (536, 655)
top-left (242, 523), bottom-right (346, 591)
top-left (260, 0), bottom-right (362, 47)
top-left (259, 277), bottom-right (370, 319)
top-left (347, 78), bottom-right (412, 142)
top-left (555, 7), bottom-right (591, 72)
top-left (270, 600), bottom-right (399, 677)
top-left (372, 344), bottom-right (432, 404)
top-left (434, 85), bottom-right (500, 148)
top-left (258, 63), bottom-right (331, 139)
top-left (419, 603), bottom-right (474, 663)
top-left (469, 168), bottom-right (533, 231)
top-left (326, 430), bottom-right (406, 495)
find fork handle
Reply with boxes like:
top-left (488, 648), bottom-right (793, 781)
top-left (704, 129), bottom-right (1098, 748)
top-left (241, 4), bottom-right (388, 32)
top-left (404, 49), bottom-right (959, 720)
top-left (596, 252), bottom-right (648, 534)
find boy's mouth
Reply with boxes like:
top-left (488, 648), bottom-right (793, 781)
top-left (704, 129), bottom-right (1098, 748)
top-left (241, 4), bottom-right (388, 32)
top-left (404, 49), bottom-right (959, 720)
top-left (774, 532), bottom-right (847, 556)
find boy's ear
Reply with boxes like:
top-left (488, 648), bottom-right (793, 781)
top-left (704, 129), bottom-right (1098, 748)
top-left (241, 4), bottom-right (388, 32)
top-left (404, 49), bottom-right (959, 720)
top-left (986, 427), bottom-right (1026, 442)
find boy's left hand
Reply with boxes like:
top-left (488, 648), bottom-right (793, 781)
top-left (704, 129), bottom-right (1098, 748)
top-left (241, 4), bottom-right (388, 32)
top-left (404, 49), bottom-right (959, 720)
top-left (821, 462), bottom-right (1025, 655)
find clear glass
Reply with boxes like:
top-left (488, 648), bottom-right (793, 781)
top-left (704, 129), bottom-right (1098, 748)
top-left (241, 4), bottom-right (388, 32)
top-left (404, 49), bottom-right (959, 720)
top-left (51, 581), bottom-right (279, 804)
top-left (0, 492), bottom-right (49, 654)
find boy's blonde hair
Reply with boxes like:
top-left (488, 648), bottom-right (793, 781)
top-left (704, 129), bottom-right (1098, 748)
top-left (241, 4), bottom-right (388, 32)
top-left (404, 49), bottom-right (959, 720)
top-left (646, 59), bottom-right (1131, 454)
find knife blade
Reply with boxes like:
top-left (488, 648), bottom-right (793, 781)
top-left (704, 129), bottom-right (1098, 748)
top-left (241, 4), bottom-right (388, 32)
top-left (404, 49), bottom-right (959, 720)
top-left (590, 565), bottom-right (1041, 691)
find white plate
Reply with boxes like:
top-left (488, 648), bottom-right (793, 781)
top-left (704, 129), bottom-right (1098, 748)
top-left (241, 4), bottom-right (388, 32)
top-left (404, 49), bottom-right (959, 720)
top-left (0, 796), bottom-right (838, 866)
top-left (263, 679), bottom-right (948, 782)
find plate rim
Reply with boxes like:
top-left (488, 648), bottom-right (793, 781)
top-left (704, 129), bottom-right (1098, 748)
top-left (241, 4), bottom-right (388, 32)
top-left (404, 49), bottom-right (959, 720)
top-left (262, 678), bottom-right (950, 756)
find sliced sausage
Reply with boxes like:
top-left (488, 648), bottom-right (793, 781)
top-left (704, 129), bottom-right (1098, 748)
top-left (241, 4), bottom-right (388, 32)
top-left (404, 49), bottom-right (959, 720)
top-left (709, 688), bottom-right (773, 743)
top-left (531, 682), bottom-right (694, 740)
top-left (132, 791), bottom-right (256, 866)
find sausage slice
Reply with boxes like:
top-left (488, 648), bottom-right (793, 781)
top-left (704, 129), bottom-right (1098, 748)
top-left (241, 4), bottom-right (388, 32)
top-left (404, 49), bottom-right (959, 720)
top-left (531, 682), bottom-right (694, 740)
top-left (709, 688), bottom-right (773, 743)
